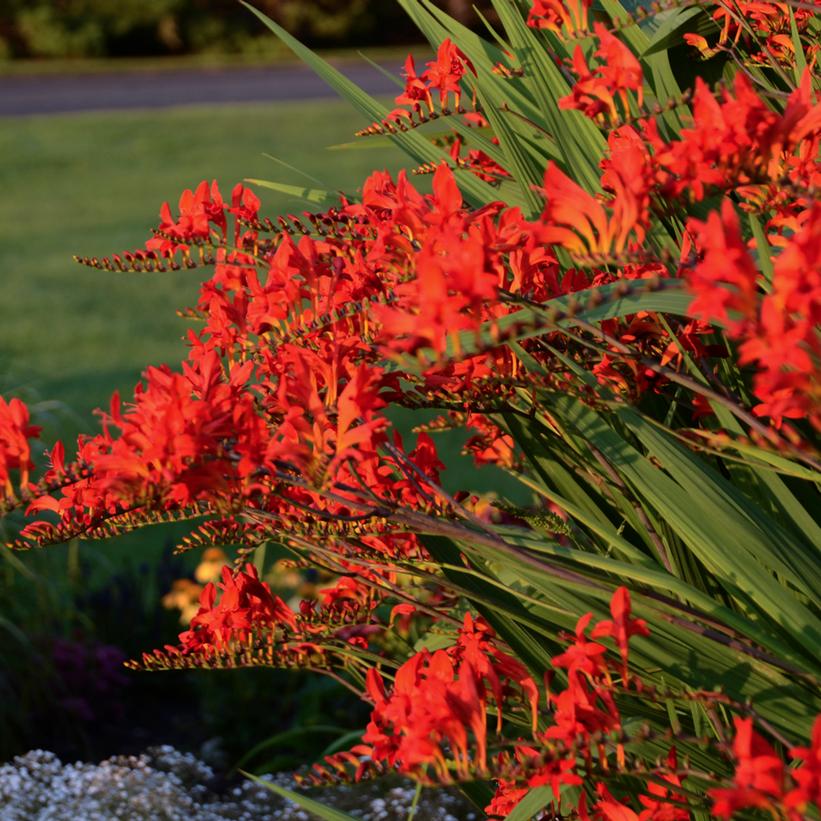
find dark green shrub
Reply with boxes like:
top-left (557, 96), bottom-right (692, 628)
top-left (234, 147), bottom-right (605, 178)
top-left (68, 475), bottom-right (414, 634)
top-left (0, 1), bottom-right (493, 59)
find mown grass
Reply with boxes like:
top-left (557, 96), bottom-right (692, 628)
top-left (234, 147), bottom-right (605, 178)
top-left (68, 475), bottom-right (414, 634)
top-left (0, 99), bottom-right (404, 440)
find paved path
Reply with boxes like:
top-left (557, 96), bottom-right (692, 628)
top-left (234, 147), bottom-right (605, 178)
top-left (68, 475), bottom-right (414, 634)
top-left (0, 62), bottom-right (401, 117)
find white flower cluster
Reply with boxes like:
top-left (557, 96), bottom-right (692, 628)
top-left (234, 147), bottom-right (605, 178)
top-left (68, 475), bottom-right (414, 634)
top-left (0, 746), bottom-right (476, 821)
top-left (0, 746), bottom-right (281, 821)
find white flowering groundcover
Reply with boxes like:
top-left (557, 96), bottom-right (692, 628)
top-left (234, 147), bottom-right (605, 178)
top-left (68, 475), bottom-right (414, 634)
top-left (0, 746), bottom-right (476, 820)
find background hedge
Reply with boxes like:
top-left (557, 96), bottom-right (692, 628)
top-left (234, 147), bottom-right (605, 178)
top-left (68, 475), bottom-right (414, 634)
top-left (0, 1), bottom-right (489, 60)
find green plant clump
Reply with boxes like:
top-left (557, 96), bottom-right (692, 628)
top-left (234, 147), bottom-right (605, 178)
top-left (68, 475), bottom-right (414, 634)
top-left (1, 0), bottom-right (819, 818)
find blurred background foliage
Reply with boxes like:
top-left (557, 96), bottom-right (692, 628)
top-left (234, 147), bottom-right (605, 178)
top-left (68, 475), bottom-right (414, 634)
top-left (0, 1), bottom-right (490, 60)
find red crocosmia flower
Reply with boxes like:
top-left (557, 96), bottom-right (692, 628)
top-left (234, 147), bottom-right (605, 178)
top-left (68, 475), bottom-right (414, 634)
top-left (422, 39), bottom-right (475, 110)
top-left (361, 613), bottom-right (539, 783)
top-left (428, 161), bottom-right (464, 224)
top-left (591, 586), bottom-right (649, 681)
top-left (545, 673), bottom-right (620, 747)
top-left (485, 776), bottom-right (530, 819)
top-left (228, 183), bottom-right (261, 244)
top-left (327, 364), bottom-right (387, 473)
top-left (595, 24), bottom-right (643, 104)
top-left (685, 199), bottom-right (760, 334)
top-left (317, 576), bottom-right (373, 617)
top-left (374, 167), bottom-right (499, 356)
top-left (592, 780), bottom-right (689, 821)
top-left (229, 182), bottom-right (260, 221)
top-left (710, 717), bottom-right (787, 818)
top-left (552, 612), bottom-right (609, 680)
top-left (647, 70), bottom-right (821, 204)
top-left (463, 414), bottom-right (518, 469)
top-left (560, 24), bottom-right (643, 122)
top-left (638, 749), bottom-right (691, 820)
top-left (527, 0), bottom-right (591, 36)
top-left (0, 396), bottom-right (40, 500)
top-left (687, 200), bottom-right (821, 428)
top-left (741, 203), bottom-right (821, 428)
top-left (363, 650), bottom-right (464, 781)
top-left (540, 163), bottom-right (611, 255)
top-left (449, 136), bottom-right (510, 184)
top-left (93, 354), bottom-right (262, 505)
top-left (486, 743), bottom-right (584, 819)
top-left (147, 180), bottom-right (227, 255)
top-left (693, 0), bottom-right (820, 66)
top-left (787, 714), bottom-right (821, 810)
top-left (539, 162), bottom-right (648, 257)
top-left (599, 126), bottom-right (654, 249)
top-left (15, 348), bottom-right (269, 545)
top-left (389, 603), bottom-right (417, 628)
top-left (561, 45), bottom-right (611, 122)
top-left (594, 784), bottom-right (642, 820)
top-left (395, 54), bottom-right (433, 113)
top-left (47, 440), bottom-right (65, 479)
top-left (455, 612), bottom-right (539, 733)
top-left (179, 564), bottom-right (296, 653)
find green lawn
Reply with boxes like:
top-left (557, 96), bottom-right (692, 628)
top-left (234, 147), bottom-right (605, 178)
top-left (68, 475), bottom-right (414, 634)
top-left (0, 100), bottom-right (405, 441)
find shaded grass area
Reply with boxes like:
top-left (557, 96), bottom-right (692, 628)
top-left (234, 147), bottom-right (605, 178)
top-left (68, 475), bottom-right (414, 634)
top-left (0, 99), bottom-right (404, 438)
